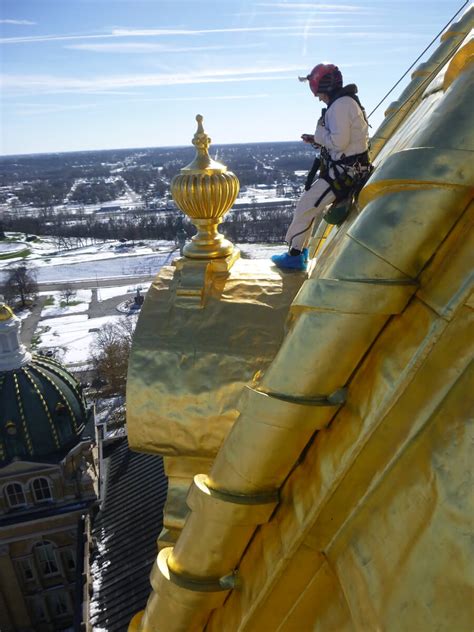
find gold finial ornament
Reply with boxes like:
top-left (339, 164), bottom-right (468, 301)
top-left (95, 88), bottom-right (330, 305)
top-left (0, 303), bottom-right (14, 321)
top-left (171, 114), bottom-right (240, 259)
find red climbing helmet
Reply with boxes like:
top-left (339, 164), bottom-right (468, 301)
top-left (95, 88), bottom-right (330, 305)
top-left (299, 64), bottom-right (343, 96)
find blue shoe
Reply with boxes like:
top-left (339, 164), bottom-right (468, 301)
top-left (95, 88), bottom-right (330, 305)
top-left (302, 248), bottom-right (309, 262)
top-left (271, 251), bottom-right (307, 271)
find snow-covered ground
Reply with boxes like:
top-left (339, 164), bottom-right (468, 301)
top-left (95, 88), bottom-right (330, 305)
top-left (237, 243), bottom-right (284, 259)
top-left (0, 236), bottom-right (177, 283)
top-left (39, 289), bottom-right (92, 317)
top-left (0, 235), bottom-right (282, 284)
top-left (27, 252), bottom-right (172, 284)
top-left (0, 241), bottom-right (29, 254)
top-left (97, 283), bottom-right (151, 302)
top-left (0, 236), bottom-right (172, 367)
top-left (2, 233), bottom-right (284, 369)
top-left (235, 186), bottom-right (290, 206)
top-left (36, 313), bottom-right (126, 365)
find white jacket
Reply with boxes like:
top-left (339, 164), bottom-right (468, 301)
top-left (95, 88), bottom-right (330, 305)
top-left (313, 96), bottom-right (369, 161)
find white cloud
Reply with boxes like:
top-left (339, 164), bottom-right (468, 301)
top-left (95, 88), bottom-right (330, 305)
top-left (0, 33), bottom-right (115, 45)
top-left (65, 42), bottom-right (263, 53)
top-left (234, 11), bottom-right (352, 18)
top-left (0, 66), bottom-right (301, 95)
top-left (0, 19), bottom-right (36, 25)
top-left (256, 3), bottom-right (362, 10)
top-left (130, 93), bottom-right (271, 102)
top-left (267, 30), bottom-right (420, 40)
top-left (14, 94), bottom-right (270, 117)
top-left (0, 23), bottom-right (352, 45)
top-left (110, 26), bottom-right (326, 36)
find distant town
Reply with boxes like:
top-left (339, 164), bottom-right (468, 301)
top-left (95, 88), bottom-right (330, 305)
top-left (0, 141), bottom-right (315, 244)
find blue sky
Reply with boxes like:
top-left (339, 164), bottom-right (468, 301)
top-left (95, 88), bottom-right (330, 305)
top-left (0, 0), bottom-right (467, 155)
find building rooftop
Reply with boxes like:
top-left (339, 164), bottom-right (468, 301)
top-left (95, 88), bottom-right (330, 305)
top-left (90, 438), bottom-right (167, 632)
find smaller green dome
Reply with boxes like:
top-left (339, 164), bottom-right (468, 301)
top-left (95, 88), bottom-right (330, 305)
top-left (0, 355), bottom-right (88, 465)
top-left (0, 304), bottom-right (89, 465)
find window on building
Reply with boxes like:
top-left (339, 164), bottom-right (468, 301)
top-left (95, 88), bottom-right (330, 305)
top-left (61, 548), bottom-right (76, 572)
top-left (31, 477), bottom-right (53, 503)
top-left (26, 596), bottom-right (47, 622)
top-left (4, 482), bottom-right (27, 508)
top-left (47, 590), bottom-right (71, 617)
top-left (16, 557), bottom-right (35, 582)
top-left (34, 541), bottom-right (60, 577)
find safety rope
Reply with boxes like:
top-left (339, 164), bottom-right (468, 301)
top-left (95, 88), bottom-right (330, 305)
top-left (367, 0), bottom-right (469, 120)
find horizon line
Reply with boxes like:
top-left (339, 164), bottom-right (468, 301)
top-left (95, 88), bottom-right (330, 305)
top-left (0, 138), bottom-right (310, 159)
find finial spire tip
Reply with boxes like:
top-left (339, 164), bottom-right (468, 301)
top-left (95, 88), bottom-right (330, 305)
top-left (195, 114), bottom-right (204, 135)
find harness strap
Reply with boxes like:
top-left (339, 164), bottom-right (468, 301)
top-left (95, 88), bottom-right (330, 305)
top-left (334, 150), bottom-right (370, 167)
top-left (314, 185), bottom-right (333, 208)
top-left (321, 176), bottom-right (348, 201)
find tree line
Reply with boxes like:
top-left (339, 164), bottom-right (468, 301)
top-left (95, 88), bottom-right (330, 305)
top-left (2, 204), bottom-right (295, 244)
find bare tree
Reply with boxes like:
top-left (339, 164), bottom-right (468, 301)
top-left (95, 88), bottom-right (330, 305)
top-left (61, 285), bottom-right (76, 305)
top-left (2, 264), bottom-right (38, 308)
top-left (89, 316), bottom-right (136, 397)
top-left (55, 235), bottom-right (74, 251)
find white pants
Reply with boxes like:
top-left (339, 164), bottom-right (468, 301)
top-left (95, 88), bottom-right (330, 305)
top-left (285, 177), bottom-right (335, 251)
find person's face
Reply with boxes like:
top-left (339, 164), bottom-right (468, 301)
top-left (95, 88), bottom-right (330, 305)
top-left (316, 93), bottom-right (329, 104)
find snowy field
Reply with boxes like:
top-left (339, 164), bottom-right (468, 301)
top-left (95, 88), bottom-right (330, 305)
top-left (26, 252), bottom-right (172, 284)
top-left (0, 241), bottom-right (29, 254)
top-left (36, 313), bottom-right (127, 366)
top-left (39, 289), bottom-right (92, 317)
top-left (0, 237), bottom-right (177, 284)
top-left (0, 236), bottom-right (283, 284)
top-left (1, 234), bottom-right (283, 368)
top-left (97, 283), bottom-right (151, 302)
top-left (237, 243), bottom-right (284, 259)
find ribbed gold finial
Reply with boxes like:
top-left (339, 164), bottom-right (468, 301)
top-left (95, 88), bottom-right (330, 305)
top-left (171, 114), bottom-right (240, 259)
top-left (0, 303), bottom-right (14, 321)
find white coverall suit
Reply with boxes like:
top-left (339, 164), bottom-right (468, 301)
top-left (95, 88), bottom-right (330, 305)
top-left (285, 95), bottom-right (369, 251)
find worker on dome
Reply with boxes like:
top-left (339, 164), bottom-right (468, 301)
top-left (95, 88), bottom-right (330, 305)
top-left (272, 63), bottom-right (371, 271)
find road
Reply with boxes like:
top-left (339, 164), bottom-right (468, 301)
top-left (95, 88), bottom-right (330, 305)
top-left (20, 276), bottom-right (155, 350)
top-left (20, 295), bottom-right (47, 347)
top-left (36, 273), bottom-right (159, 293)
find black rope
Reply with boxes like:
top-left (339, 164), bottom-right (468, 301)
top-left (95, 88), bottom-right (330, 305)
top-left (367, 0), bottom-right (469, 119)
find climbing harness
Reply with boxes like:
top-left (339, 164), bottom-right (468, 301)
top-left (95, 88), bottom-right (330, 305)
top-left (316, 85), bottom-right (373, 224)
top-left (320, 151), bottom-right (373, 225)
top-left (320, 148), bottom-right (371, 200)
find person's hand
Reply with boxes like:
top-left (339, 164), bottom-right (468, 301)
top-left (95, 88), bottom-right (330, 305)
top-left (301, 134), bottom-right (315, 144)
